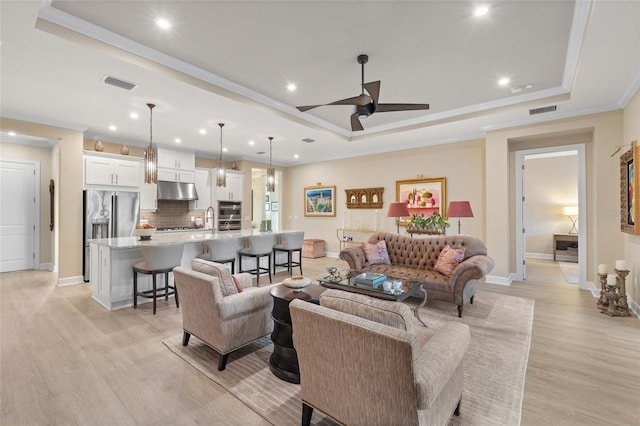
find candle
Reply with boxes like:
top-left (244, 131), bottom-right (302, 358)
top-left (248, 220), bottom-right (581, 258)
top-left (607, 274), bottom-right (616, 286)
top-left (597, 264), bottom-right (608, 274)
top-left (615, 260), bottom-right (626, 271)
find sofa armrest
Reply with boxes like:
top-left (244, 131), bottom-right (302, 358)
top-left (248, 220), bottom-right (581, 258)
top-left (449, 255), bottom-right (495, 292)
top-left (339, 246), bottom-right (366, 270)
top-left (216, 284), bottom-right (275, 320)
top-left (413, 322), bottom-right (471, 410)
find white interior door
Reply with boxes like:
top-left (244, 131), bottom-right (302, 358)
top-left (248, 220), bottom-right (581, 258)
top-left (0, 160), bottom-right (37, 272)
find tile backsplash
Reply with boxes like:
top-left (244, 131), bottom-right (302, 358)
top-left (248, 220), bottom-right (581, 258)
top-left (140, 200), bottom-right (206, 229)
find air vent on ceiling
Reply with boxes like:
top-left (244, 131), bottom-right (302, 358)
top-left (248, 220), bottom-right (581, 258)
top-left (529, 105), bottom-right (557, 115)
top-left (256, 151), bottom-right (266, 155)
top-left (103, 75), bottom-right (137, 91)
top-left (301, 138), bottom-right (315, 143)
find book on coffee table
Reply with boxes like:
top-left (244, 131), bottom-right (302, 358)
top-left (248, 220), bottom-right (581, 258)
top-left (354, 272), bottom-right (386, 287)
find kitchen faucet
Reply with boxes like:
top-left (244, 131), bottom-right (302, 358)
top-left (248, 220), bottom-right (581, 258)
top-left (206, 206), bottom-right (215, 231)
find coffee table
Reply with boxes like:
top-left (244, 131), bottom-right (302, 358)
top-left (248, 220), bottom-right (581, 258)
top-left (317, 270), bottom-right (428, 326)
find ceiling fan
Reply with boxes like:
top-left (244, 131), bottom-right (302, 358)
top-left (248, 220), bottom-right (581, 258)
top-left (296, 54), bottom-right (430, 131)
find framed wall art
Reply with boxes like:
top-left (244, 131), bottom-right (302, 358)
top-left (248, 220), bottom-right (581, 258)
top-left (620, 141), bottom-right (639, 235)
top-left (304, 185), bottom-right (336, 217)
top-left (396, 177), bottom-right (446, 225)
top-left (345, 187), bottom-right (384, 209)
top-left (271, 202), bottom-right (279, 212)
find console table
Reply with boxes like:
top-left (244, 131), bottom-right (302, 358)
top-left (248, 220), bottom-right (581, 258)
top-left (553, 233), bottom-right (578, 262)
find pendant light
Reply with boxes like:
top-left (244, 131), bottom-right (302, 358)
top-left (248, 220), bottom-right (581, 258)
top-left (216, 123), bottom-right (226, 187)
top-left (266, 136), bottom-right (275, 193)
top-left (143, 103), bottom-right (157, 184)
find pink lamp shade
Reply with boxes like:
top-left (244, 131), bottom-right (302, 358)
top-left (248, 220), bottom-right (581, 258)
top-left (447, 201), bottom-right (473, 234)
top-left (387, 202), bottom-right (410, 233)
top-left (387, 202), bottom-right (410, 218)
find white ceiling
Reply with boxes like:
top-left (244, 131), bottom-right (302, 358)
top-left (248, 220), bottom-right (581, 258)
top-left (1, 1), bottom-right (638, 166)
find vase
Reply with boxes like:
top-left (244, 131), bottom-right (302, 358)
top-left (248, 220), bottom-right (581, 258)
top-left (94, 139), bottom-right (104, 152)
top-left (120, 145), bottom-right (129, 155)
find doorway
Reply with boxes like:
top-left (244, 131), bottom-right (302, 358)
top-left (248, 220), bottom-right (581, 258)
top-left (251, 168), bottom-right (282, 232)
top-left (0, 160), bottom-right (39, 272)
top-left (515, 144), bottom-right (587, 285)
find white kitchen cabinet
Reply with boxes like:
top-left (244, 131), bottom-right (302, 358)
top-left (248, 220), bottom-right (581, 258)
top-left (84, 152), bottom-right (141, 189)
top-left (190, 168), bottom-right (211, 210)
top-left (214, 169), bottom-right (244, 201)
top-left (140, 182), bottom-right (157, 211)
top-left (157, 168), bottom-right (195, 183)
top-left (157, 147), bottom-right (196, 182)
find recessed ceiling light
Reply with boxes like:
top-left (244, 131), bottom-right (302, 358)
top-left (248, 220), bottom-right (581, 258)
top-left (155, 17), bottom-right (172, 30)
top-left (249, 140), bottom-right (255, 146)
top-left (473, 5), bottom-right (490, 17)
top-left (525, 84), bottom-right (534, 89)
top-left (8, 131), bottom-right (16, 136)
top-left (286, 83), bottom-right (297, 91)
top-left (199, 129), bottom-right (207, 135)
top-left (109, 125), bottom-right (117, 131)
top-left (498, 77), bottom-right (510, 87)
top-left (174, 138), bottom-right (181, 143)
top-left (129, 112), bottom-right (139, 119)
top-left (294, 154), bottom-right (299, 159)
top-left (222, 147), bottom-right (228, 153)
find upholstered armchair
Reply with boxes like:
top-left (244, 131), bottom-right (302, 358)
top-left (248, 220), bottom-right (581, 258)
top-left (172, 259), bottom-right (278, 371)
top-left (290, 289), bottom-right (470, 426)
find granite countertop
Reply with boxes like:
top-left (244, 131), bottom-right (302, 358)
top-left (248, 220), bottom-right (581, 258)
top-left (88, 229), bottom-right (296, 249)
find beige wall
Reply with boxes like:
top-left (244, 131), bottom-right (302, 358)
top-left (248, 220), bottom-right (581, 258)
top-left (1, 117), bottom-right (84, 282)
top-left (283, 139), bottom-right (486, 254)
top-left (486, 111), bottom-right (624, 282)
top-left (0, 141), bottom-right (55, 267)
top-left (623, 88), bottom-right (640, 306)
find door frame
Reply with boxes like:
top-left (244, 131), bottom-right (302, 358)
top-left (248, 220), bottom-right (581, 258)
top-left (515, 144), bottom-right (586, 284)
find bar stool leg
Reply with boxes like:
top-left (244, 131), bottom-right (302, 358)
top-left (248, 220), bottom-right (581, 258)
top-left (174, 277), bottom-right (179, 308)
top-left (152, 273), bottom-right (157, 315)
top-left (268, 253), bottom-right (272, 283)
top-left (255, 255), bottom-right (261, 285)
top-left (164, 271), bottom-right (169, 301)
top-left (133, 270), bottom-right (138, 309)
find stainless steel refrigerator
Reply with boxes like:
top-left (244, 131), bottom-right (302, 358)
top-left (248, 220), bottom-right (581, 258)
top-left (83, 189), bottom-right (140, 281)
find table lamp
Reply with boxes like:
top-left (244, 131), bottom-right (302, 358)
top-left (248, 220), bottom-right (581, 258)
top-left (563, 206), bottom-right (578, 234)
top-left (447, 201), bottom-right (474, 234)
top-left (387, 202), bottom-right (410, 233)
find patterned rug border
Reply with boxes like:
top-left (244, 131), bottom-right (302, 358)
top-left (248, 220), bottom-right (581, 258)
top-left (163, 289), bottom-right (534, 426)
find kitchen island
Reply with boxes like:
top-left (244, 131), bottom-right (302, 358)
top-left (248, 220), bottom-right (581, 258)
top-left (89, 229), bottom-right (298, 310)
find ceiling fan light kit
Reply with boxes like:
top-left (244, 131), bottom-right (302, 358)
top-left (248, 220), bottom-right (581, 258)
top-left (296, 54), bottom-right (430, 131)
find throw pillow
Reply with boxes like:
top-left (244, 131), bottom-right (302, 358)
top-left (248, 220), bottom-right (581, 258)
top-left (362, 240), bottom-right (391, 265)
top-left (434, 245), bottom-right (465, 277)
top-left (232, 275), bottom-right (243, 293)
top-left (191, 258), bottom-right (238, 296)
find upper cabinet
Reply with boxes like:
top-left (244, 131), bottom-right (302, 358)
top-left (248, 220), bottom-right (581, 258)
top-left (213, 169), bottom-right (243, 202)
top-left (157, 147), bottom-right (195, 183)
top-left (84, 152), bottom-right (141, 189)
top-left (190, 168), bottom-right (211, 211)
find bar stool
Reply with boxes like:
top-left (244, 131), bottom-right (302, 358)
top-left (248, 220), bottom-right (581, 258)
top-left (238, 234), bottom-right (277, 284)
top-left (273, 231), bottom-right (304, 276)
top-left (202, 238), bottom-right (242, 273)
top-left (133, 244), bottom-right (184, 314)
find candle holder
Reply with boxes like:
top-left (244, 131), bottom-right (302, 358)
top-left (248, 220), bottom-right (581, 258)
top-left (596, 273), bottom-right (609, 309)
top-left (599, 269), bottom-right (631, 317)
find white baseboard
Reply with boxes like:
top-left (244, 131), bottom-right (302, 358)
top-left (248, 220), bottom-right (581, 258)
top-left (526, 252), bottom-right (553, 260)
top-left (579, 280), bottom-right (598, 297)
top-left (57, 275), bottom-right (85, 286)
top-left (38, 263), bottom-right (54, 272)
top-left (485, 274), bottom-right (513, 286)
top-left (324, 252), bottom-right (339, 259)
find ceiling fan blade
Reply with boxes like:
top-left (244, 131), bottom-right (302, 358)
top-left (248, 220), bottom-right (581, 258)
top-left (350, 113), bottom-right (364, 131)
top-left (297, 105), bottom-right (322, 112)
top-left (363, 81), bottom-right (381, 110)
top-left (328, 94), bottom-right (371, 106)
top-left (375, 103), bottom-right (430, 113)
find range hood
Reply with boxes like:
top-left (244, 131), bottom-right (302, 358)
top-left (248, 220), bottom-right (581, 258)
top-left (157, 181), bottom-right (199, 201)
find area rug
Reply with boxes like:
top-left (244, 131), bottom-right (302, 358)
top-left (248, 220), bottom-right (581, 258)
top-left (559, 261), bottom-right (579, 284)
top-left (163, 290), bottom-right (534, 426)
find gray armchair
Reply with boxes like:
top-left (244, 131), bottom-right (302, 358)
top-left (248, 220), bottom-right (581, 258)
top-left (290, 289), bottom-right (471, 426)
top-left (172, 260), bottom-right (278, 371)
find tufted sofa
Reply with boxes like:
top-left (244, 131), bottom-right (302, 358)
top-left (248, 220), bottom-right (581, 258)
top-left (339, 232), bottom-right (494, 317)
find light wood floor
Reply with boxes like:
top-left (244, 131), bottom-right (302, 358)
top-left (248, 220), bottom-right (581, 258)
top-left (1, 257), bottom-right (639, 425)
